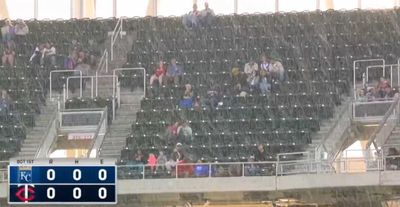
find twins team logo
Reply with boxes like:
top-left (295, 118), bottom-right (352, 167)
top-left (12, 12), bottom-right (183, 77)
top-left (15, 184), bottom-right (35, 202)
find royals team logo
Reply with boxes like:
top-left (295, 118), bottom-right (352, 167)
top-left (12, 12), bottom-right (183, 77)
top-left (18, 166), bottom-right (32, 183)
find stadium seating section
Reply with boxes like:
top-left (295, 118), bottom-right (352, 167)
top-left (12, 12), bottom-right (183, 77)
top-left (1, 9), bottom-right (400, 165)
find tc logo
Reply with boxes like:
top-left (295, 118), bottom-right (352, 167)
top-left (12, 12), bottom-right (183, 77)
top-left (19, 170), bottom-right (32, 183)
top-left (15, 185), bottom-right (35, 202)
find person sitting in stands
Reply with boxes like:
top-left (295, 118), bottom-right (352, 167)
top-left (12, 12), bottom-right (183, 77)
top-left (254, 144), bottom-right (267, 162)
top-left (147, 153), bottom-right (157, 173)
top-left (166, 58), bottom-right (183, 85)
top-left (247, 70), bottom-right (260, 93)
top-left (164, 121), bottom-right (180, 144)
top-left (244, 59), bottom-right (258, 77)
top-left (231, 66), bottom-right (248, 94)
top-left (14, 20), bottom-right (29, 41)
top-left (259, 69), bottom-right (271, 94)
top-left (179, 84), bottom-right (194, 109)
top-left (156, 150), bottom-right (167, 171)
top-left (1, 19), bottom-right (15, 48)
top-left (271, 57), bottom-right (286, 82)
top-left (134, 149), bottom-right (145, 164)
top-left (150, 60), bottom-right (166, 86)
top-left (386, 147), bottom-right (400, 170)
top-left (204, 86), bottom-right (222, 110)
top-left (2, 46), bottom-right (15, 67)
top-left (194, 160), bottom-right (209, 177)
top-left (178, 120), bottom-right (193, 143)
top-left (199, 2), bottom-right (215, 27)
top-left (41, 42), bottom-right (56, 66)
top-left (0, 90), bottom-right (11, 115)
top-left (259, 54), bottom-right (272, 80)
top-left (376, 77), bottom-right (391, 98)
top-left (183, 4), bottom-right (200, 30)
top-left (29, 44), bottom-right (43, 65)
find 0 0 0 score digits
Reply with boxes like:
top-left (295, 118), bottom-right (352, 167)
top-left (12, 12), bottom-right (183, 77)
top-left (46, 187), bottom-right (108, 200)
top-left (46, 169), bottom-right (108, 181)
top-left (45, 169), bottom-right (109, 200)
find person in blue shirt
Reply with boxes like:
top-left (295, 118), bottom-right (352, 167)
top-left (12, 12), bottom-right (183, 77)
top-left (166, 58), bottom-right (184, 85)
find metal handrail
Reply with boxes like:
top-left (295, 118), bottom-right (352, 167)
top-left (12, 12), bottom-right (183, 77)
top-left (366, 96), bottom-right (400, 148)
top-left (314, 98), bottom-right (351, 161)
top-left (66, 76), bottom-right (95, 99)
top-left (111, 17), bottom-right (123, 61)
top-left (97, 50), bottom-right (109, 74)
top-left (86, 107), bottom-right (108, 158)
top-left (34, 109), bottom-right (58, 158)
top-left (113, 67), bottom-right (147, 98)
top-left (365, 64), bottom-right (399, 86)
top-left (49, 70), bottom-right (82, 100)
top-left (353, 59), bottom-right (385, 99)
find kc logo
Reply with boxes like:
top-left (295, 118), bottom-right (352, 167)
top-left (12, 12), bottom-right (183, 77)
top-left (15, 184), bottom-right (35, 202)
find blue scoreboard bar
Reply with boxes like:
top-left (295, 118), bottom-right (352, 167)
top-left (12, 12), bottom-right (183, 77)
top-left (8, 158), bottom-right (117, 205)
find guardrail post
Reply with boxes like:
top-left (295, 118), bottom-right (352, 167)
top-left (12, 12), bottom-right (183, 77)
top-left (142, 165), bottom-right (145, 179)
top-left (63, 84), bottom-right (66, 105)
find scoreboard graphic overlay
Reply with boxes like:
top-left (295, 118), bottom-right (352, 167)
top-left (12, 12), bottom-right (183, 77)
top-left (8, 158), bottom-right (117, 205)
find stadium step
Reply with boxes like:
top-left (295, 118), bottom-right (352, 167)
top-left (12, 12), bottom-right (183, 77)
top-left (99, 96), bottom-right (141, 159)
top-left (16, 101), bottom-right (58, 159)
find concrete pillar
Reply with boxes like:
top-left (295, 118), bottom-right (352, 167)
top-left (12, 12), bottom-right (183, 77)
top-left (0, 0), bottom-right (10, 19)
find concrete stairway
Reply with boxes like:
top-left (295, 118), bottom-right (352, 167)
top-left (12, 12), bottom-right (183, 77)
top-left (384, 126), bottom-right (400, 146)
top-left (99, 102), bottom-right (140, 159)
top-left (17, 101), bottom-right (57, 158)
top-left (306, 97), bottom-right (353, 158)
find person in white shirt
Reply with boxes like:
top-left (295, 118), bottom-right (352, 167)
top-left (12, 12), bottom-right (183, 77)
top-left (41, 42), bottom-right (56, 66)
top-left (244, 59), bottom-right (258, 77)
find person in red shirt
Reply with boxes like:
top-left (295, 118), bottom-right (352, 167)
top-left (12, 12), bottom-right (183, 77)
top-left (150, 60), bottom-right (166, 86)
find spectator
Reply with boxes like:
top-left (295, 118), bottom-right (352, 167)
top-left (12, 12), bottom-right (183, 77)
top-left (166, 58), bottom-right (183, 85)
top-left (254, 144), bottom-right (267, 162)
top-left (41, 42), bottom-right (56, 66)
top-left (179, 84), bottom-right (194, 109)
top-left (204, 86), bottom-right (222, 110)
top-left (29, 44), bottom-right (43, 65)
top-left (271, 57), bottom-right (286, 82)
top-left (244, 59), bottom-right (258, 77)
top-left (165, 157), bottom-right (176, 173)
top-left (183, 4), bottom-right (200, 29)
top-left (386, 147), bottom-right (400, 170)
top-left (1, 19), bottom-right (15, 48)
top-left (259, 69), bottom-right (271, 94)
top-left (178, 120), bottom-right (193, 142)
top-left (247, 70), bottom-right (260, 93)
top-left (150, 60), bottom-right (166, 86)
top-left (156, 150), bottom-right (167, 171)
top-left (14, 20), bottom-right (29, 40)
top-left (199, 2), bottom-right (215, 27)
top-left (231, 66), bottom-right (248, 93)
top-left (194, 160), bottom-right (209, 177)
top-left (259, 55), bottom-right (272, 79)
top-left (358, 89), bottom-right (368, 102)
top-left (65, 52), bottom-right (77, 70)
top-left (244, 156), bottom-right (260, 176)
top-left (134, 149), bottom-right (145, 164)
top-left (194, 96), bottom-right (202, 111)
top-left (164, 121), bottom-right (180, 144)
top-left (2, 46), bottom-right (15, 67)
top-left (147, 153), bottom-right (157, 173)
top-left (0, 90), bottom-right (11, 115)
top-left (376, 77), bottom-right (391, 98)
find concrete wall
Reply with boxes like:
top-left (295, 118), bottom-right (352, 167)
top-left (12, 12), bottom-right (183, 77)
top-left (0, 171), bottom-right (398, 198)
